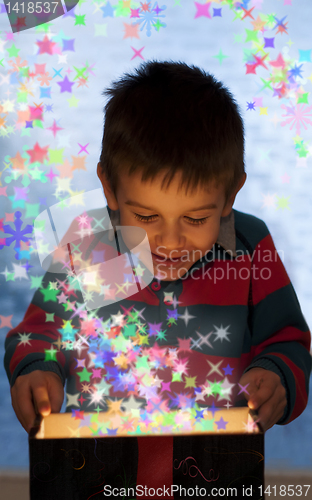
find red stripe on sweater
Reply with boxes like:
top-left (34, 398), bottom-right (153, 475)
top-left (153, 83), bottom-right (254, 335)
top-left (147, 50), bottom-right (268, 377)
top-left (136, 436), bottom-right (174, 499)
top-left (9, 303), bottom-right (64, 333)
top-left (179, 259), bottom-right (251, 306)
top-left (10, 339), bottom-right (66, 376)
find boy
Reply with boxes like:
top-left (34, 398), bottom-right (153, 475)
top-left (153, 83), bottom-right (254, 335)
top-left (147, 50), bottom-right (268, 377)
top-left (4, 61), bottom-right (312, 497)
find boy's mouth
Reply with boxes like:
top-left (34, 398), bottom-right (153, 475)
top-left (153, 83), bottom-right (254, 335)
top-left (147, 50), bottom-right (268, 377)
top-left (151, 252), bottom-right (183, 265)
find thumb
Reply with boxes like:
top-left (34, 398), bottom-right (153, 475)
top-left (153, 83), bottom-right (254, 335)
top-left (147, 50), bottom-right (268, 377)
top-left (33, 385), bottom-right (51, 417)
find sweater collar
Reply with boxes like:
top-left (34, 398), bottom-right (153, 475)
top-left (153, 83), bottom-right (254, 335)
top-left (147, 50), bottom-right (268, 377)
top-left (216, 209), bottom-right (237, 257)
top-left (107, 206), bottom-right (237, 258)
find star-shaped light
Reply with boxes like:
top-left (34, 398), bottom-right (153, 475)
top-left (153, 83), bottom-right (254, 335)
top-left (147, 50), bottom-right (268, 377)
top-left (178, 307), bottom-right (196, 327)
top-left (215, 416), bottom-right (228, 430)
top-left (207, 359), bottom-right (223, 377)
top-left (66, 392), bottom-right (80, 408)
top-left (213, 324), bottom-right (231, 343)
top-left (17, 332), bottom-right (32, 346)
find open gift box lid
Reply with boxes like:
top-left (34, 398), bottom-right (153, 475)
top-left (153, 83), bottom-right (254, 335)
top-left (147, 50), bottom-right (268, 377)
top-left (30, 406), bottom-right (262, 439)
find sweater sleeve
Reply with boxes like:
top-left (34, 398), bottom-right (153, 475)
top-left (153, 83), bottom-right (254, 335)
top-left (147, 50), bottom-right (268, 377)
top-left (3, 268), bottom-right (81, 388)
top-left (243, 222), bottom-right (312, 425)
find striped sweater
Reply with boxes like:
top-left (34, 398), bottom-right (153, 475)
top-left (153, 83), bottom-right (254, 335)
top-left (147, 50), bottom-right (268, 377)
top-left (4, 207), bottom-right (311, 427)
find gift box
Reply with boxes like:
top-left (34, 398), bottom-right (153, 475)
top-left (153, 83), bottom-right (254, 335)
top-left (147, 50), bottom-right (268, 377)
top-left (29, 407), bottom-right (264, 499)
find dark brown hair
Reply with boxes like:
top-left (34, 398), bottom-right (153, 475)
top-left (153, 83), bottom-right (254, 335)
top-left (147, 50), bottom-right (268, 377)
top-left (99, 60), bottom-right (245, 203)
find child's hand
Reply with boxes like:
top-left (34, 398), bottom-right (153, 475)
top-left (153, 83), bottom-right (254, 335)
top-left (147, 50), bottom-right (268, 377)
top-left (238, 367), bottom-right (287, 432)
top-left (10, 370), bottom-right (64, 434)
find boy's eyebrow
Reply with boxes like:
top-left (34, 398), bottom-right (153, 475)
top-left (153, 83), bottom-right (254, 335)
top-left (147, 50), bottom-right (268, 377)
top-left (125, 200), bottom-right (218, 211)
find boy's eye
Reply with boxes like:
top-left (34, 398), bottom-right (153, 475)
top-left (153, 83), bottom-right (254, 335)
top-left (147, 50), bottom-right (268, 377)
top-left (134, 214), bottom-right (208, 225)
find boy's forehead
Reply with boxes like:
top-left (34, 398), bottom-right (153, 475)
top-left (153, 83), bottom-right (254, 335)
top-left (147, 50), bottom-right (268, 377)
top-left (117, 167), bottom-right (225, 200)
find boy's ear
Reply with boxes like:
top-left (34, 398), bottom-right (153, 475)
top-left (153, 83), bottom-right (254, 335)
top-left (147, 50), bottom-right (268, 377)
top-left (221, 172), bottom-right (247, 217)
top-left (97, 162), bottom-right (119, 210)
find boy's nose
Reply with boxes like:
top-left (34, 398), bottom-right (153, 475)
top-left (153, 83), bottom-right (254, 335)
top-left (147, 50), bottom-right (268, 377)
top-left (155, 228), bottom-right (186, 253)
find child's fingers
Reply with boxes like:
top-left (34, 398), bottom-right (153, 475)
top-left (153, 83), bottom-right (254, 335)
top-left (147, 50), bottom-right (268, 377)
top-left (247, 382), bottom-right (275, 410)
top-left (239, 368), bottom-right (287, 431)
top-left (245, 377), bottom-right (287, 431)
top-left (11, 371), bottom-right (63, 434)
top-left (239, 368), bottom-right (282, 408)
top-left (11, 382), bottom-right (36, 433)
top-left (254, 390), bottom-right (287, 432)
top-left (249, 375), bottom-right (286, 412)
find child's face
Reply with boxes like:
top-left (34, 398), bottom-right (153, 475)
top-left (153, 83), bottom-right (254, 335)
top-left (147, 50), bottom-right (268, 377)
top-left (98, 166), bottom-right (245, 281)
